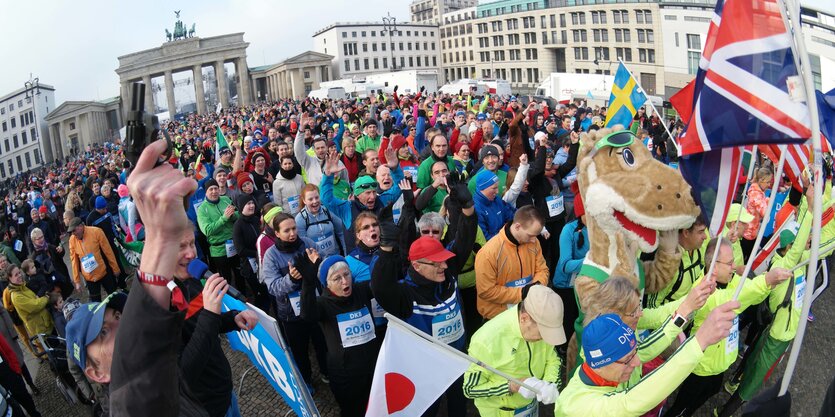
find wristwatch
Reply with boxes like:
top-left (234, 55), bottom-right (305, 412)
top-left (672, 313), bottom-right (688, 328)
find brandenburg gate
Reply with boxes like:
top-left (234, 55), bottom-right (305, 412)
top-left (116, 13), bottom-right (252, 119)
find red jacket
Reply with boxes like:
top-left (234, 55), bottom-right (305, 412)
top-left (0, 335), bottom-right (20, 374)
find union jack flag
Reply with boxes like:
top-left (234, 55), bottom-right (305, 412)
top-left (678, 0), bottom-right (812, 156)
top-left (761, 138), bottom-right (833, 192)
top-left (680, 147), bottom-right (743, 236)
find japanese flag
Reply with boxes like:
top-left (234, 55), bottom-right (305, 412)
top-left (366, 320), bottom-right (470, 416)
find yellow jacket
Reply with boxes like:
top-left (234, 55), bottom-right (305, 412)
top-left (7, 283), bottom-right (53, 337)
top-left (69, 226), bottom-right (120, 284)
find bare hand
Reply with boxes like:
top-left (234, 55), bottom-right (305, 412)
top-left (765, 268), bottom-right (793, 287)
top-left (234, 310), bottom-right (258, 331)
top-left (202, 274), bottom-right (228, 314)
top-left (695, 300), bottom-right (739, 350)
top-left (223, 205), bottom-right (236, 219)
top-left (56, 246), bottom-right (64, 254)
top-left (679, 278), bottom-right (715, 317)
top-left (519, 154), bottom-right (528, 165)
top-left (288, 262), bottom-right (302, 281)
top-left (398, 179), bottom-right (411, 190)
top-left (324, 150), bottom-right (344, 176)
top-left (385, 147), bottom-right (398, 168)
top-left (305, 247), bottom-right (320, 265)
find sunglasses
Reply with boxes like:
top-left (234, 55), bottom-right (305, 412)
top-left (589, 130), bottom-right (636, 158)
top-left (356, 182), bottom-right (379, 191)
top-left (420, 229), bottom-right (442, 236)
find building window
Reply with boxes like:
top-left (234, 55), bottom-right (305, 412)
top-left (364, 59), bottom-right (369, 70)
top-left (574, 47), bottom-right (589, 60)
top-left (361, 31), bottom-right (366, 37)
top-left (409, 57), bottom-right (414, 67)
top-left (16, 156), bottom-right (21, 172)
top-left (362, 43), bottom-right (368, 52)
top-left (1, 122), bottom-right (5, 132)
top-left (30, 128), bottom-right (36, 142)
top-left (25, 152), bottom-right (31, 169)
top-left (354, 59), bottom-right (360, 71)
top-left (400, 56), bottom-right (405, 68)
top-left (399, 42), bottom-right (404, 51)
top-left (687, 34), bottom-right (702, 74)
top-left (383, 57), bottom-right (388, 68)
top-left (21, 131), bottom-right (26, 145)
top-left (374, 58), bottom-right (379, 69)
top-left (594, 47), bottom-right (610, 61)
top-left (7, 160), bottom-right (11, 174)
top-left (342, 32), bottom-right (347, 38)
top-left (10, 119), bottom-right (15, 129)
top-left (646, 30), bottom-right (654, 43)
top-left (344, 60), bottom-right (350, 72)
top-left (3, 140), bottom-right (7, 152)
top-left (433, 56), bottom-right (437, 66)
top-left (352, 31), bottom-right (357, 37)
top-left (34, 149), bottom-right (40, 165)
top-left (0, 163), bottom-right (5, 178)
top-left (616, 47), bottom-right (633, 62)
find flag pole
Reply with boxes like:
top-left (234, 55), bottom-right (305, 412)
top-left (733, 146), bottom-right (787, 300)
top-left (788, 241), bottom-right (835, 273)
top-left (778, 0), bottom-right (824, 397)
top-left (617, 58), bottom-right (681, 156)
top-left (383, 313), bottom-right (542, 394)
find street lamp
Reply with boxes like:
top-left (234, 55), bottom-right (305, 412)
top-left (382, 13), bottom-right (397, 71)
top-left (24, 76), bottom-right (46, 167)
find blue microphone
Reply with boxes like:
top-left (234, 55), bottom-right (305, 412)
top-left (187, 259), bottom-right (247, 302)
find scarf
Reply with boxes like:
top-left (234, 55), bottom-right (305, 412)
top-left (279, 167), bottom-right (296, 180)
top-left (276, 237), bottom-right (303, 253)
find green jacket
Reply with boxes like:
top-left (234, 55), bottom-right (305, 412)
top-left (8, 282), bottom-right (53, 336)
top-left (467, 168), bottom-right (508, 196)
top-left (0, 244), bottom-right (20, 266)
top-left (463, 305), bottom-right (560, 417)
top-left (355, 134), bottom-right (381, 155)
top-left (417, 156), bottom-right (458, 189)
top-left (197, 196), bottom-right (239, 257)
top-left (690, 273), bottom-right (770, 376)
top-left (646, 240), bottom-right (706, 308)
top-left (556, 337), bottom-right (704, 417)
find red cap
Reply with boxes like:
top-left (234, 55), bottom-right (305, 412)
top-left (390, 134), bottom-right (407, 151)
top-left (38, 206), bottom-right (48, 214)
top-left (408, 236), bottom-right (456, 262)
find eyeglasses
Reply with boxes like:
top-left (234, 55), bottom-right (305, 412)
top-left (355, 182), bottom-right (379, 191)
top-left (589, 130), bottom-right (636, 159)
top-left (420, 229), bottom-right (442, 236)
top-left (715, 259), bottom-right (734, 267)
top-left (615, 350), bottom-right (637, 365)
top-left (327, 272), bottom-right (352, 284)
top-left (416, 260), bottom-right (445, 269)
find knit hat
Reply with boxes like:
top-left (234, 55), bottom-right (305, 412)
top-left (479, 145), bottom-right (501, 160)
top-left (573, 188), bottom-right (585, 218)
top-left (203, 178), bottom-right (219, 191)
top-left (318, 255), bottom-right (348, 287)
top-left (236, 172), bottom-right (254, 189)
top-left (263, 206), bottom-right (283, 226)
top-left (583, 314), bottom-right (637, 369)
top-left (95, 196), bottom-right (107, 210)
top-left (354, 176), bottom-right (378, 194)
top-left (534, 131), bottom-right (547, 143)
top-left (390, 134), bottom-right (407, 151)
top-left (235, 193), bottom-right (256, 212)
top-left (476, 170), bottom-right (498, 192)
top-left (38, 206), bottom-right (48, 214)
top-left (117, 184), bottom-right (130, 198)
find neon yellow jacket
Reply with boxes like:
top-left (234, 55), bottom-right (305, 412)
top-left (555, 337), bottom-right (705, 417)
top-left (463, 305), bottom-right (560, 417)
top-left (646, 240), bottom-right (706, 308)
top-left (690, 273), bottom-right (770, 376)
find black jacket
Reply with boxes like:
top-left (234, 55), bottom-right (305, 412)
top-left (110, 280), bottom-right (209, 417)
top-left (177, 278), bottom-right (240, 417)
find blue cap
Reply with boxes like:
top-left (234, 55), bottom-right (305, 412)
top-left (95, 196), bottom-right (107, 210)
top-left (318, 255), bottom-right (348, 287)
top-left (582, 314), bottom-right (637, 369)
top-left (510, 96), bottom-right (518, 102)
top-left (476, 170), bottom-right (499, 192)
top-left (476, 113), bottom-right (487, 121)
top-left (66, 292), bottom-right (127, 369)
top-left (455, 111), bottom-right (466, 117)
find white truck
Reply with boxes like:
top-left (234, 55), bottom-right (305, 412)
top-left (536, 73), bottom-right (615, 104)
top-left (307, 87), bottom-right (348, 100)
top-left (478, 79), bottom-right (512, 96)
top-left (439, 79), bottom-right (486, 95)
top-left (364, 70), bottom-right (439, 95)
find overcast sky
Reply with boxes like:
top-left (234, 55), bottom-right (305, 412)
top-left (1, 0), bottom-right (831, 105)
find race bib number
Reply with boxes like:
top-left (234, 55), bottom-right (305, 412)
top-left (393, 208), bottom-right (401, 224)
top-left (50, 205), bottom-right (56, 213)
top-left (337, 307), bottom-right (375, 348)
top-left (314, 232), bottom-right (336, 254)
top-left (505, 275), bottom-right (533, 309)
top-left (13, 240), bottom-right (22, 252)
top-left (17, 217), bottom-right (23, 225)
top-left (225, 240), bottom-right (238, 258)
top-left (192, 197), bottom-right (204, 214)
top-left (370, 298), bottom-right (387, 325)
top-left (403, 166), bottom-right (418, 179)
top-left (81, 253), bottom-right (99, 274)
top-left (288, 291), bottom-right (302, 316)
top-left (794, 275), bottom-right (806, 307)
top-left (546, 195), bottom-right (564, 217)
top-left (288, 195), bottom-right (300, 214)
top-left (726, 316), bottom-right (739, 355)
top-left (514, 401), bottom-right (538, 417)
top-left (248, 257), bottom-right (259, 274)
top-left (431, 308), bottom-right (465, 344)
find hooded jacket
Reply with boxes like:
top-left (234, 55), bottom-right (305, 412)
top-left (197, 195), bottom-right (238, 258)
top-left (7, 282), bottom-right (53, 336)
top-left (473, 189), bottom-right (516, 241)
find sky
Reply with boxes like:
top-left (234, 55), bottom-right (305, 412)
top-left (1, 0), bottom-right (832, 105)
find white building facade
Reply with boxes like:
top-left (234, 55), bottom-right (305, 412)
top-left (411, 0), bottom-right (478, 24)
top-left (0, 83), bottom-right (55, 179)
top-left (313, 22), bottom-right (442, 80)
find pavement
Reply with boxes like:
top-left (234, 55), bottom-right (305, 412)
top-left (24, 249), bottom-right (834, 416)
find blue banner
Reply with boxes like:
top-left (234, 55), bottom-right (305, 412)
top-left (221, 295), bottom-right (317, 417)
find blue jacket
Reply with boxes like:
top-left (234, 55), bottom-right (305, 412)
top-left (346, 244), bottom-right (378, 283)
top-left (295, 207), bottom-right (347, 258)
top-left (473, 190), bottom-right (515, 241)
top-left (261, 237), bottom-right (316, 322)
top-left (320, 174), bottom-right (384, 233)
top-left (553, 219), bottom-right (589, 288)
top-left (378, 165), bottom-right (405, 207)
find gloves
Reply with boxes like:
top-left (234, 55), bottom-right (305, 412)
top-left (517, 377), bottom-right (541, 400)
top-left (535, 381), bottom-right (559, 405)
top-left (378, 204), bottom-right (400, 247)
top-left (394, 85), bottom-right (398, 92)
top-left (446, 172), bottom-right (474, 209)
top-left (420, 86), bottom-right (426, 93)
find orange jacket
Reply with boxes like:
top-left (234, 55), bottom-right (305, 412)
top-left (69, 226), bottom-right (120, 284)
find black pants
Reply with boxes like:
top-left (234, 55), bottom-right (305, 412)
top-left (209, 255), bottom-right (247, 297)
top-left (278, 319), bottom-right (328, 385)
top-left (459, 286), bottom-right (483, 348)
top-left (86, 273), bottom-right (117, 302)
top-left (554, 287), bottom-right (579, 344)
top-left (239, 258), bottom-right (269, 311)
top-left (0, 361), bottom-right (40, 417)
top-left (664, 372), bottom-right (724, 417)
top-left (330, 372), bottom-right (372, 417)
top-left (539, 219), bottom-right (565, 280)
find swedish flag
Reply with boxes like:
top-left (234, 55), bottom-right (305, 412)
top-left (604, 62), bottom-right (647, 129)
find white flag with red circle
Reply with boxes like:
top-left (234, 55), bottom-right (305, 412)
top-left (366, 320), bottom-right (470, 416)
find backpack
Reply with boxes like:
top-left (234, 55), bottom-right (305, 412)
top-left (301, 207), bottom-right (345, 256)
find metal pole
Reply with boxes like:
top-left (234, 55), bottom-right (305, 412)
top-left (778, 0), bottom-right (823, 397)
top-left (617, 59), bottom-right (681, 156)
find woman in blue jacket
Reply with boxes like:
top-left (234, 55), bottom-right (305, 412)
top-left (552, 197), bottom-right (588, 343)
top-left (472, 170), bottom-right (515, 241)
